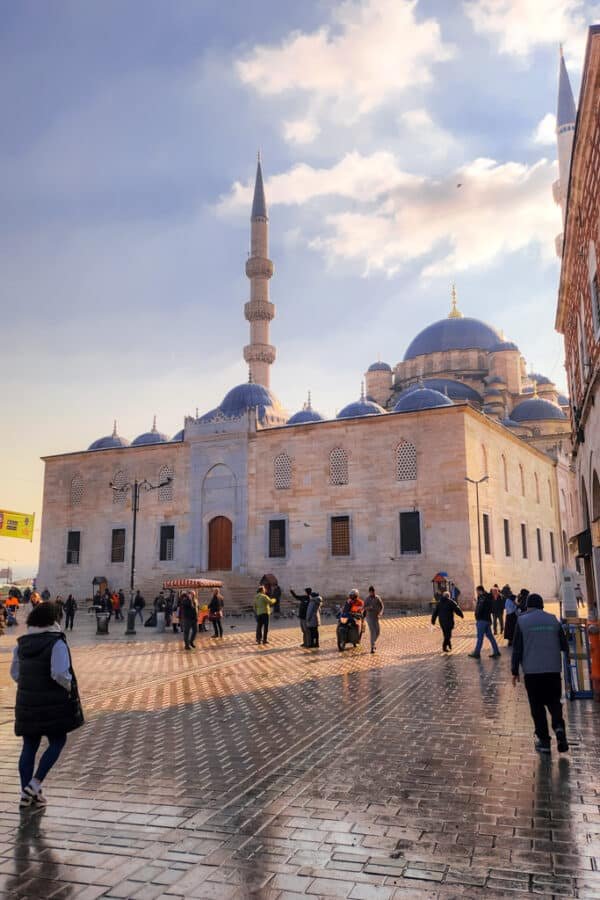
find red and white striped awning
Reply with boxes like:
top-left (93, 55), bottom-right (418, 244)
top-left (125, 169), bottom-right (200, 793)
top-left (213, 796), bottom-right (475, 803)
top-left (163, 578), bottom-right (223, 590)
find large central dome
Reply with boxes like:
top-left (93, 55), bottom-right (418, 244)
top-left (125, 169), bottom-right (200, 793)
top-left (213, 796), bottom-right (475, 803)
top-left (404, 316), bottom-right (501, 360)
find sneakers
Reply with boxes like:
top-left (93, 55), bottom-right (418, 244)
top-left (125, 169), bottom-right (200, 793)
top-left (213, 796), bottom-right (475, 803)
top-left (489, 652), bottom-right (501, 658)
top-left (556, 728), bottom-right (569, 753)
top-left (468, 652), bottom-right (480, 658)
top-left (534, 739), bottom-right (551, 754)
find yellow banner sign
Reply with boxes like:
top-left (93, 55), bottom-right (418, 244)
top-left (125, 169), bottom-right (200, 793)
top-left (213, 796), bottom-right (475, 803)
top-left (0, 510), bottom-right (35, 541)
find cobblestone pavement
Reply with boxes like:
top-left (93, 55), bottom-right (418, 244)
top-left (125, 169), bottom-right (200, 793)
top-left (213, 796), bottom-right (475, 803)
top-left (1, 610), bottom-right (600, 899)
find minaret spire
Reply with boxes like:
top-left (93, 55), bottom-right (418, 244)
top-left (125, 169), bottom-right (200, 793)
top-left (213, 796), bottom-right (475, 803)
top-left (244, 155), bottom-right (275, 388)
top-left (553, 46), bottom-right (577, 254)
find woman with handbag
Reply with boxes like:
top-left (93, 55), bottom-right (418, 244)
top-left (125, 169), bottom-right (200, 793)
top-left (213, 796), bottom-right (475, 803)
top-left (208, 589), bottom-right (225, 638)
top-left (10, 602), bottom-right (84, 808)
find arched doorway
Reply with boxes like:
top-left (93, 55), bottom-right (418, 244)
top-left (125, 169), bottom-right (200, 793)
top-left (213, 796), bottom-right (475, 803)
top-left (208, 516), bottom-right (232, 570)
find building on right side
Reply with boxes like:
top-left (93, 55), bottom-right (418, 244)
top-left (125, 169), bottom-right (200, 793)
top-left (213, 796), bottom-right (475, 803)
top-left (555, 26), bottom-right (600, 619)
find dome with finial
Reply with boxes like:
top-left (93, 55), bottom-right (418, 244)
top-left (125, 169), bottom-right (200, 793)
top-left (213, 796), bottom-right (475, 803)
top-left (287, 391), bottom-right (326, 425)
top-left (393, 383), bottom-right (453, 413)
top-left (337, 383), bottom-right (385, 419)
top-left (510, 396), bottom-right (567, 422)
top-left (88, 420), bottom-right (130, 451)
top-left (367, 359), bottom-right (392, 373)
top-left (403, 287), bottom-right (501, 360)
top-left (198, 375), bottom-right (287, 426)
top-left (131, 416), bottom-right (169, 447)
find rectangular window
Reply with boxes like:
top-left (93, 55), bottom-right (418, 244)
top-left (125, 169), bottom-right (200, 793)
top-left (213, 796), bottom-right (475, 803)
top-left (400, 511), bottom-right (421, 554)
top-left (111, 528), bottom-right (126, 563)
top-left (482, 513), bottom-right (491, 555)
top-left (268, 519), bottom-right (286, 558)
top-left (331, 516), bottom-right (350, 556)
top-left (66, 530), bottom-right (80, 565)
top-left (550, 531), bottom-right (556, 564)
top-left (521, 523), bottom-right (528, 559)
top-left (536, 527), bottom-right (543, 562)
top-left (159, 525), bottom-right (175, 561)
top-left (503, 519), bottom-right (511, 557)
top-left (591, 272), bottom-right (600, 335)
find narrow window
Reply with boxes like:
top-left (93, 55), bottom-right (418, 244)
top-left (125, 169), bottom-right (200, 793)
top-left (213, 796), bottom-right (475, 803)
top-left (396, 440), bottom-right (417, 481)
top-left (536, 527), bottom-right (543, 562)
top-left (519, 464), bottom-right (525, 497)
top-left (158, 465), bottom-right (174, 502)
top-left (112, 469), bottom-right (128, 504)
top-left (481, 444), bottom-right (488, 476)
top-left (329, 448), bottom-right (349, 485)
top-left (482, 513), bottom-right (491, 555)
top-left (503, 519), bottom-right (511, 557)
top-left (534, 473), bottom-right (540, 504)
top-left (550, 531), bottom-right (556, 564)
top-left (268, 519), bottom-right (286, 557)
top-left (521, 523), bottom-right (528, 559)
top-left (111, 528), bottom-right (126, 563)
top-left (331, 516), bottom-right (350, 556)
top-left (159, 525), bottom-right (175, 561)
top-left (70, 474), bottom-right (84, 506)
top-left (562, 529), bottom-right (569, 562)
top-left (66, 530), bottom-right (81, 565)
top-left (548, 479), bottom-right (553, 507)
top-left (400, 511), bottom-right (421, 554)
top-left (274, 453), bottom-right (292, 490)
top-left (501, 455), bottom-right (508, 492)
top-left (591, 271), bottom-right (600, 334)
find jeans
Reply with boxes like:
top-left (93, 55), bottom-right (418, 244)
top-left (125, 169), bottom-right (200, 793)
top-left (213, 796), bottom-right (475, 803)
top-left (135, 608), bottom-right (144, 623)
top-left (183, 619), bottom-right (197, 648)
top-left (256, 613), bottom-right (269, 643)
top-left (524, 672), bottom-right (566, 742)
top-left (19, 734), bottom-right (67, 790)
top-left (65, 612), bottom-right (75, 631)
top-left (492, 610), bottom-right (504, 635)
top-left (212, 617), bottom-right (223, 637)
top-left (474, 620), bottom-right (500, 655)
top-left (300, 619), bottom-right (310, 647)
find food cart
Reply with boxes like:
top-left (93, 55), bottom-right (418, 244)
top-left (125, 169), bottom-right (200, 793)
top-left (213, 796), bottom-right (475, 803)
top-left (163, 578), bottom-right (224, 630)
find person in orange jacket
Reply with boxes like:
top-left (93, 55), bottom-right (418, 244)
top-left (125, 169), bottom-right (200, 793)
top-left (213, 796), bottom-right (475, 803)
top-left (111, 592), bottom-right (122, 621)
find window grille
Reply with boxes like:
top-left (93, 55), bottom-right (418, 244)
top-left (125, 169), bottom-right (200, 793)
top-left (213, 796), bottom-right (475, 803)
top-left (66, 530), bottom-right (80, 565)
top-left (400, 511), bottom-right (421, 554)
top-left (112, 469), bottom-right (128, 504)
top-left (160, 525), bottom-right (175, 561)
top-left (274, 453), bottom-right (292, 490)
top-left (268, 520), bottom-right (286, 557)
top-left (70, 474), bottom-right (84, 506)
top-left (329, 448), bottom-right (348, 485)
top-left (396, 441), bottom-right (417, 481)
top-left (158, 465), bottom-right (174, 501)
top-left (330, 516), bottom-right (350, 556)
top-left (111, 528), bottom-right (126, 563)
top-left (482, 514), bottom-right (491, 555)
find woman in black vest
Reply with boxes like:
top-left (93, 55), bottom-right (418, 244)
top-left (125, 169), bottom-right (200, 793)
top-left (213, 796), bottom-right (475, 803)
top-left (10, 602), bottom-right (83, 808)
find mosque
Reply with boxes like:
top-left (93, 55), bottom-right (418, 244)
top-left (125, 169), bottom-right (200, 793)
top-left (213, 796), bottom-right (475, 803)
top-left (37, 143), bottom-right (579, 607)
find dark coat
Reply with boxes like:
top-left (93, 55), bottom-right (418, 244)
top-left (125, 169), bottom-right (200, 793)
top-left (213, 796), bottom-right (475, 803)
top-left (15, 632), bottom-right (82, 737)
top-left (431, 596), bottom-right (464, 629)
top-left (474, 594), bottom-right (493, 622)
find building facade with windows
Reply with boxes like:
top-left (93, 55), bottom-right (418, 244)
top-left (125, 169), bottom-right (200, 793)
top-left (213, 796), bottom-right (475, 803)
top-left (38, 154), bottom-right (577, 606)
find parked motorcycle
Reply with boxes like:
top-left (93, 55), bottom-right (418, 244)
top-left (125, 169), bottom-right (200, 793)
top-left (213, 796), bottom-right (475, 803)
top-left (336, 612), bottom-right (364, 651)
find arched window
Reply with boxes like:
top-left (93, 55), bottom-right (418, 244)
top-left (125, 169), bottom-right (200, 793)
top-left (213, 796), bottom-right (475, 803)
top-left (534, 472), bottom-right (540, 504)
top-left (70, 474), bottom-right (84, 506)
top-left (330, 448), bottom-right (349, 485)
top-left (112, 469), bottom-right (128, 504)
top-left (519, 464), bottom-right (525, 497)
top-left (396, 440), bottom-right (417, 481)
top-left (481, 444), bottom-right (488, 477)
top-left (274, 453), bottom-right (292, 490)
top-left (501, 454), bottom-right (508, 492)
top-left (158, 464), bottom-right (174, 502)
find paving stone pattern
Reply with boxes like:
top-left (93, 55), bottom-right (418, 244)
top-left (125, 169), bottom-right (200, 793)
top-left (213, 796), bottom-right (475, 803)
top-left (1, 612), bottom-right (600, 898)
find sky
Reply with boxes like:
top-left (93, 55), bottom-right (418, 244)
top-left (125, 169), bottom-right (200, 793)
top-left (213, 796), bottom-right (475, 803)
top-left (1, 0), bottom-right (597, 575)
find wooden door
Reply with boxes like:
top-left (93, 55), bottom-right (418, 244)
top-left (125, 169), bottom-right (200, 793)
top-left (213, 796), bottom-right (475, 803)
top-left (208, 516), bottom-right (232, 570)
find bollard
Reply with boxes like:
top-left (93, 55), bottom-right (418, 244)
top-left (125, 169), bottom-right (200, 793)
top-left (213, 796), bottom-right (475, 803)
top-left (125, 608), bottom-right (137, 636)
top-left (156, 611), bottom-right (165, 634)
top-left (588, 621), bottom-right (600, 701)
top-left (95, 612), bottom-right (110, 635)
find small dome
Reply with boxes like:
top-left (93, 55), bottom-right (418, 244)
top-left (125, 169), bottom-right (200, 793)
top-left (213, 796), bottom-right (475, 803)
top-left (337, 398), bottom-right (385, 419)
top-left (88, 421), bottom-right (130, 451)
top-left (171, 429), bottom-right (184, 442)
top-left (491, 340), bottom-right (519, 352)
top-left (199, 382), bottom-right (287, 426)
top-left (404, 316), bottom-right (501, 360)
top-left (402, 378), bottom-right (481, 404)
top-left (557, 393), bottom-right (569, 406)
top-left (394, 387), bottom-right (453, 413)
top-left (530, 372), bottom-right (553, 385)
top-left (367, 361), bottom-right (392, 373)
top-left (287, 408), bottom-right (326, 425)
top-left (510, 398), bottom-right (567, 422)
top-left (131, 417), bottom-right (168, 447)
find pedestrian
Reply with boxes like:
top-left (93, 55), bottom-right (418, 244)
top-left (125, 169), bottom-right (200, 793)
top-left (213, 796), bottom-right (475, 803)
top-left (254, 585), bottom-right (276, 645)
top-left (469, 586), bottom-right (501, 659)
top-left (306, 591), bottom-right (322, 648)
top-left (118, 588), bottom-right (125, 610)
top-left (503, 588), bottom-right (519, 646)
top-left (431, 589), bottom-right (464, 652)
top-left (575, 583), bottom-right (585, 609)
top-left (208, 589), bottom-right (224, 638)
top-left (364, 585), bottom-right (384, 653)
top-left (511, 593), bottom-right (569, 754)
top-left (179, 591), bottom-right (198, 650)
top-left (64, 595), bottom-right (77, 631)
top-left (165, 591), bottom-right (174, 628)
top-left (272, 583), bottom-right (282, 617)
top-left (112, 592), bottom-right (122, 621)
top-left (10, 602), bottom-right (84, 807)
top-left (23, 587), bottom-right (31, 605)
top-left (133, 590), bottom-right (145, 623)
top-left (490, 584), bottom-right (504, 635)
top-left (517, 587), bottom-right (529, 613)
top-left (291, 587), bottom-right (312, 648)
top-left (41, 588), bottom-right (51, 602)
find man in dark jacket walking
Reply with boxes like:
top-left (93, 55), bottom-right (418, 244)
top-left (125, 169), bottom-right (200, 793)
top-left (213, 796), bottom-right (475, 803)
top-left (431, 590), bottom-right (464, 652)
top-left (512, 593), bottom-right (569, 753)
top-left (133, 590), bottom-right (145, 623)
top-left (291, 587), bottom-right (312, 648)
top-left (179, 591), bottom-right (198, 650)
top-left (490, 585), bottom-right (504, 635)
top-left (469, 586), bottom-right (501, 658)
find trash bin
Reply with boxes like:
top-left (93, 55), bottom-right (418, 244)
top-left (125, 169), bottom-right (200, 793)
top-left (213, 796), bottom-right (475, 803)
top-left (563, 622), bottom-right (593, 699)
top-left (96, 612), bottom-right (110, 635)
top-left (156, 611), bottom-right (165, 633)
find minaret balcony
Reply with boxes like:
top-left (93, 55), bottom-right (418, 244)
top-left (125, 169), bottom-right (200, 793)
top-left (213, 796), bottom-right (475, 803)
top-left (245, 257), bottom-right (274, 279)
top-left (244, 343), bottom-right (276, 365)
top-left (244, 301), bottom-right (275, 322)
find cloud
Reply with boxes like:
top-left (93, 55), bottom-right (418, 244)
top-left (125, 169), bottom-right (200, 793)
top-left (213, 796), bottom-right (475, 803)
top-left (219, 152), bottom-right (559, 278)
top-left (237, 0), bottom-right (454, 142)
top-left (533, 112), bottom-right (557, 144)
top-left (464, 0), bottom-right (593, 63)
top-left (399, 108), bottom-right (458, 160)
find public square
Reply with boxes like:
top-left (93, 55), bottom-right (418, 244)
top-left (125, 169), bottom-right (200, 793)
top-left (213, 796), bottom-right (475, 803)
top-left (1, 611), bottom-right (600, 899)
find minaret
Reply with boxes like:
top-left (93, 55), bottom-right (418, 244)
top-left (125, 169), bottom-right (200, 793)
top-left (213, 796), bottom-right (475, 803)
top-left (553, 46), bottom-right (577, 256)
top-left (243, 153), bottom-right (275, 389)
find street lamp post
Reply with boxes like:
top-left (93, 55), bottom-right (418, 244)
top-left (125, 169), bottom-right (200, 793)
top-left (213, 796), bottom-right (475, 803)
top-left (465, 475), bottom-right (489, 588)
top-left (110, 476), bottom-right (171, 635)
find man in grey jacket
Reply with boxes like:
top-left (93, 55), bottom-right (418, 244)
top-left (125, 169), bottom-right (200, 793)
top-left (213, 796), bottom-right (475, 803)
top-left (511, 593), bottom-right (570, 754)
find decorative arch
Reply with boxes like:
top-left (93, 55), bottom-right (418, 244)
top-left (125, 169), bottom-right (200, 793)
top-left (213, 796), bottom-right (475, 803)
top-left (112, 469), bottom-right (128, 504)
top-left (330, 448), bottom-right (349, 485)
top-left (396, 440), bottom-right (417, 481)
top-left (158, 464), bottom-right (174, 502)
top-left (70, 473), bottom-right (84, 506)
top-left (274, 452), bottom-right (292, 490)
